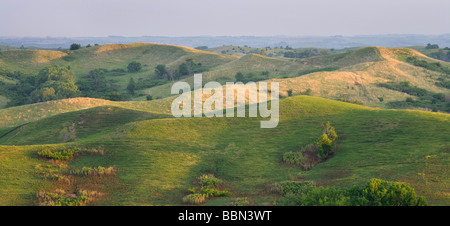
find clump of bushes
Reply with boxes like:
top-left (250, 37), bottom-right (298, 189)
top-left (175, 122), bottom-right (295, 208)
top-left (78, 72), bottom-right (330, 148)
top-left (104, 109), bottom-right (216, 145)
top-left (231, 197), bottom-right (250, 206)
top-left (50, 174), bottom-right (72, 184)
top-left (282, 122), bottom-right (339, 170)
top-left (36, 147), bottom-right (104, 161)
top-left (275, 178), bottom-right (427, 206)
top-left (182, 174), bottom-right (229, 205)
top-left (282, 151), bottom-right (307, 165)
top-left (70, 166), bottom-right (115, 177)
top-left (36, 189), bottom-right (89, 206)
top-left (278, 181), bottom-right (315, 196)
top-left (37, 149), bottom-right (77, 161)
top-left (182, 193), bottom-right (206, 205)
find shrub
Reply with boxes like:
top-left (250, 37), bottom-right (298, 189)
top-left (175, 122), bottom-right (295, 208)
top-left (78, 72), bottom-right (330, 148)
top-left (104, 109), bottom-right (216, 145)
top-left (358, 178), bottom-right (427, 206)
top-left (200, 187), bottom-right (229, 198)
top-left (36, 189), bottom-right (88, 206)
top-left (183, 174), bottom-right (229, 204)
top-left (231, 197), bottom-right (250, 206)
top-left (316, 134), bottom-right (333, 158)
top-left (37, 149), bottom-right (76, 161)
top-left (198, 174), bottom-right (222, 188)
top-left (282, 151), bottom-right (306, 165)
top-left (298, 187), bottom-right (350, 206)
top-left (182, 193), bottom-right (206, 205)
top-left (276, 193), bottom-right (302, 206)
top-left (279, 181), bottom-right (315, 196)
top-left (70, 166), bottom-right (115, 176)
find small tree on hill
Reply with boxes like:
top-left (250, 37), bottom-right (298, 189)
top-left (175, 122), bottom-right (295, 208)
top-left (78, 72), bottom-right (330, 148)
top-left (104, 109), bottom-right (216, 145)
top-left (235, 72), bottom-right (244, 82)
top-left (155, 64), bottom-right (168, 79)
top-left (127, 77), bottom-right (136, 95)
top-left (70, 43), bottom-right (81, 50)
top-left (128, 61), bottom-right (142, 73)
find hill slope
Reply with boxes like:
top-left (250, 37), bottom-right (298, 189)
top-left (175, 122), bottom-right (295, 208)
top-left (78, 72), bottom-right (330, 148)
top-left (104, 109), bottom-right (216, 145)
top-left (272, 47), bottom-right (450, 108)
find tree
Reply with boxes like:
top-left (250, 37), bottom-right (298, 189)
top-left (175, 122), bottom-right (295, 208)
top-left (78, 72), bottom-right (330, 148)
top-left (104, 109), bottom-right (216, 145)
top-left (127, 78), bottom-right (136, 95)
top-left (360, 178), bottom-right (427, 206)
top-left (235, 72), bottom-right (245, 82)
top-left (31, 65), bottom-right (79, 103)
top-left (179, 63), bottom-right (189, 76)
top-left (155, 64), bottom-right (168, 79)
top-left (70, 43), bottom-right (81, 50)
top-left (260, 49), bottom-right (266, 56)
top-left (287, 89), bottom-right (293, 96)
top-left (127, 61), bottom-right (142, 73)
top-left (86, 44), bottom-right (91, 48)
top-left (146, 95), bottom-right (153, 101)
top-left (426, 43), bottom-right (439, 49)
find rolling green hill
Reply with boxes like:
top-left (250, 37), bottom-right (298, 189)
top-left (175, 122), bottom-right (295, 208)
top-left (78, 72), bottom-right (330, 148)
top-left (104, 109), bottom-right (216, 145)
top-left (0, 95), bottom-right (448, 205)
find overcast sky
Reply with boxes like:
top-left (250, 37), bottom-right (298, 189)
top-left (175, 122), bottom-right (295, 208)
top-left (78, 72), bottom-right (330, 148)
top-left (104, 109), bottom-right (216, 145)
top-left (1, 0), bottom-right (449, 37)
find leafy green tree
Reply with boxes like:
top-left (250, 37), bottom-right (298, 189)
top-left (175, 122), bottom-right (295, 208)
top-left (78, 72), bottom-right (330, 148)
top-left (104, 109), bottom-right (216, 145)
top-left (235, 72), bottom-right (244, 82)
top-left (425, 43), bottom-right (439, 49)
top-left (356, 178), bottom-right (427, 206)
top-left (127, 61), bottom-right (142, 73)
top-left (70, 43), bottom-right (81, 50)
top-left (260, 49), bottom-right (266, 56)
top-left (287, 89), bottom-right (293, 96)
top-left (316, 134), bottom-right (332, 158)
top-left (31, 65), bottom-right (79, 103)
top-left (179, 63), bottom-right (189, 76)
top-left (146, 95), bottom-right (153, 101)
top-left (127, 78), bottom-right (136, 95)
top-left (155, 64), bottom-right (168, 79)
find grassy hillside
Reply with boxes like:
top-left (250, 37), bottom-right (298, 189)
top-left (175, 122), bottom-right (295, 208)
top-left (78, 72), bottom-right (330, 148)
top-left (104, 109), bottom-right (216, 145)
top-left (0, 97), bottom-right (175, 128)
top-left (0, 95), bottom-right (448, 205)
top-left (271, 47), bottom-right (450, 108)
top-left (0, 50), bottom-right (67, 73)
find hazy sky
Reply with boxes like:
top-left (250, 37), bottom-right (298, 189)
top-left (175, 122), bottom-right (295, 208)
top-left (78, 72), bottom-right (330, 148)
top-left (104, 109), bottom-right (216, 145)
top-left (1, 0), bottom-right (449, 37)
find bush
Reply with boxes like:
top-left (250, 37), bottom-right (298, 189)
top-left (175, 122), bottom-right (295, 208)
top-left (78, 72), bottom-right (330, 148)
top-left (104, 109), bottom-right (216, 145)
top-left (231, 197), bottom-right (250, 206)
top-left (282, 151), bottom-right (306, 165)
top-left (316, 134), bottom-right (333, 158)
top-left (276, 178), bottom-right (427, 206)
top-left (200, 187), bottom-right (229, 198)
top-left (183, 174), bottom-right (229, 204)
top-left (298, 187), bottom-right (349, 206)
top-left (37, 149), bottom-right (76, 161)
top-left (355, 178), bottom-right (427, 206)
top-left (198, 174), bottom-right (222, 188)
top-left (70, 166), bottom-right (115, 176)
top-left (182, 193), bottom-right (206, 204)
top-left (36, 189), bottom-right (88, 206)
top-left (279, 181), bottom-right (315, 196)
